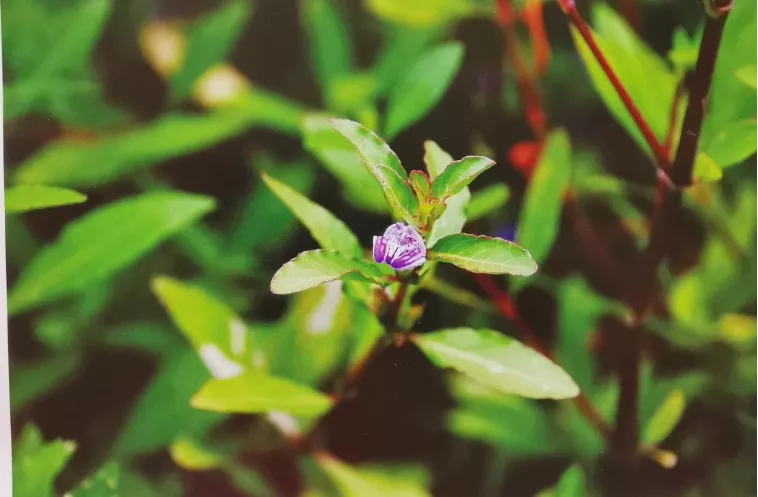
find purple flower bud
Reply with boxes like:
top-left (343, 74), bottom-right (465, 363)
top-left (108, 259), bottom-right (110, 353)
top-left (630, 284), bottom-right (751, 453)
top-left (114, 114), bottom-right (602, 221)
top-left (372, 223), bottom-right (427, 271)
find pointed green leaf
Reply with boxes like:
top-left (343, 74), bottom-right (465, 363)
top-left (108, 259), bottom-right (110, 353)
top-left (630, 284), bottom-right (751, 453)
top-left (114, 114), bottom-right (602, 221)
top-left (734, 65), bottom-right (757, 91)
top-left (316, 453), bottom-right (432, 497)
top-left (642, 389), bottom-right (686, 445)
top-left (693, 152), bottom-right (723, 183)
top-left (375, 165), bottom-right (419, 225)
top-left (13, 425), bottom-right (76, 497)
top-left (423, 140), bottom-right (454, 178)
top-left (302, 0), bottom-right (353, 105)
top-left (169, 437), bottom-right (225, 471)
top-left (384, 42), bottom-right (464, 138)
top-left (261, 173), bottom-right (362, 257)
top-left (8, 192), bottom-right (215, 314)
top-left (14, 112), bottom-right (255, 188)
top-left (466, 183), bottom-right (510, 222)
top-left (517, 129), bottom-right (572, 265)
top-left (329, 118), bottom-right (406, 178)
top-left (538, 465), bottom-right (588, 497)
top-left (429, 233), bottom-right (537, 276)
top-left (703, 119), bottom-right (757, 169)
top-left (431, 156), bottom-right (495, 199)
top-left (415, 328), bottom-right (579, 399)
top-left (408, 170), bottom-right (431, 200)
top-left (302, 115), bottom-right (387, 213)
top-left (71, 462), bottom-right (120, 497)
top-left (191, 371), bottom-right (333, 417)
top-left (271, 250), bottom-right (386, 295)
top-left (5, 185), bottom-right (86, 213)
top-left (151, 276), bottom-right (249, 375)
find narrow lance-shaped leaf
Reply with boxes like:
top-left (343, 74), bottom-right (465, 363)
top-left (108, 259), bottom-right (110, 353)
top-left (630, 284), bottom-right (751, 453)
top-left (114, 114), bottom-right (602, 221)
top-left (431, 156), bottom-right (495, 199)
top-left (261, 172), bottom-right (362, 257)
top-left (642, 389), bottom-right (686, 445)
top-left (429, 233), bottom-right (537, 276)
top-left (271, 250), bottom-right (388, 295)
top-left (316, 453), bottom-right (432, 497)
top-left (423, 140), bottom-right (454, 178)
top-left (5, 185), bottom-right (86, 213)
top-left (191, 371), bottom-right (333, 417)
top-left (517, 129), bottom-right (572, 266)
top-left (384, 42), bottom-right (465, 138)
top-left (415, 328), bottom-right (579, 399)
top-left (9, 192), bottom-right (215, 315)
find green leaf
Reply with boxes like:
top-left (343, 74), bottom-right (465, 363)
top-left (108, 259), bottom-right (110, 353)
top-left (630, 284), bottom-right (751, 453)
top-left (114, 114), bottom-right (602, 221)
top-left (429, 233), bottom-right (537, 276)
top-left (302, 0), bottom-right (353, 106)
top-left (517, 129), bottom-right (572, 265)
top-left (8, 191), bottom-right (215, 315)
top-left (384, 42), bottom-right (464, 138)
top-left (12, 425), bottom-right (76, 497)
top-left (427, 186), bottom-right (470, 247)
top-left (5, 185), bottom-right (86, 213)
top-left (71, 462), bottom-right (120, 497)
top-left (151, 276), bottom-right (250, 377)
top-left (261, 172), bottom-right (362, 257)
top-left (423, 140), bottom-right (454, 178)
top-left (693, 152), bottom-right (723, 183)
top-left (302, 114), bottom-right (388, 213)
top-left (271, 250), bottom-right (387, 295)
top-left (330, 119), bottom-right (418, 223)
top-left (571, 5), bottom-right (677, 152)
top-left (114, 349), bottom-right (223, 457)
top-left (734, 65), bottom-right (757, 91)
top-left (538, 465), bottom-right (588, 497)
top-left (642, 389), bottom-right (686, 445)
top-left (449, 377), bottom-right (555, 453)
top-left (366, 0), bottom-right (475, 27)
top-left (169, 437), bottom-right (225, 471)
top-left (373, 26), bottom-right (441, 94)
top-left (14, 112), bottom-right (255, 188)
top-left (702, 119), bottom-right (757, 169)
top-left (170, 0), bottom-right (252, 100)
top-left (431, 156), bottom-right (495, 199)
top-left (466, 183), bottom-right (510, 222)
top-left (316, 453), bottom-right (432, 497)
top-left (415, 328), bottom-right (579, 399)
top-left (11, 354), bottom-right (82, 411)
top-left (191, 371), bottom-right (333, 417)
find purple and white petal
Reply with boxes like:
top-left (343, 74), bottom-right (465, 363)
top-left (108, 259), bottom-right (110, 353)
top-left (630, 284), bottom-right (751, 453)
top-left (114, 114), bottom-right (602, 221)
top-left (373, 235), bottom-right (388, 264)
top-left (372, 223), bottom-right (426, 271)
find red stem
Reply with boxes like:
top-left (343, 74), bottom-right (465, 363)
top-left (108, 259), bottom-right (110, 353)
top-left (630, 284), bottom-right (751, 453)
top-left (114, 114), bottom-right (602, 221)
top-left (558, 0), bottom-right (672, 175)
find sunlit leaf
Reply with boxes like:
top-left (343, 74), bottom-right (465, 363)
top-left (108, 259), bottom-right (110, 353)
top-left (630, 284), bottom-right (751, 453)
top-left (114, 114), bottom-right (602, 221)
top-left (537, 465), bottom-right (589, 497)
top-left (384, 43), bottom-right (464, 138)
top-left (423, 140), bottom-right (454, 178)
top-left (429, 233), bottom-right (537, 276)
top-left (151, 276), bottom-right (250, 378)
top-left (424, 142), bottom-right (472, 246)
top-left (191, 371), bottom-right (333, 417)
top-left (517, 129), bottom-right (572, 265)
top-left (366, 0), bottom-right (475, 27)
top-left (9, 192), bottom-right (215, 314)
top-left (12, 425), bottom-right (75, 497)
top-left (415, 328), bottom-right (579, 399)
top-left (169, 437), bottom-right (224, 471)
top-left (693, 152), bottom-right (723, 183)
top-left (263, 172), bottom-right (362, 257)
top-left (5, 185), bottom-right (86, 213)
top-left (702, 119), bottom-right (757, 169)
top-left (316, 453), bottom-right (432, 497)
top-left (734, 65), bottom-right (757, 91)
top-left (642, 389), bottom-right (686, 445)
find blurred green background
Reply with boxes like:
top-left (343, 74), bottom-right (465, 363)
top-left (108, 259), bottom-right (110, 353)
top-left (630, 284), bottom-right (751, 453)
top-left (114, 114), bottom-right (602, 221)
top-left (3, 0), bottom-right (756, 496)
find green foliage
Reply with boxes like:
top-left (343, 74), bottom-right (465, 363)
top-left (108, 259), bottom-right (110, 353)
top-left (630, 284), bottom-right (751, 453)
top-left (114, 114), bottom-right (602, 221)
top-left (431, 156), bottom-right (495, 199)
top-left (9, 192), bottom-right (215, 314)
top-left (191, 371), bottom-right (333, 417)
top-left (271, 250), bottom-right (388, 295)
top-left (429, 233), bottom-right (538, 275)
top-left (5, 185), bottom-right (86, 213)
top-left (315, 454), bottom-right (432, 497)
top-left (415, 328), bottom-right (579, 399)
top-left (466, 183), bottom-right (510, 222)
top-left (538, 465), bottom-right (590, 497)
top-left (384, 42), bottom-right (465, 138)
top-left (13, 425), bottom-right (75, 497)
top-left (71, 462), bottom-right (120, 497)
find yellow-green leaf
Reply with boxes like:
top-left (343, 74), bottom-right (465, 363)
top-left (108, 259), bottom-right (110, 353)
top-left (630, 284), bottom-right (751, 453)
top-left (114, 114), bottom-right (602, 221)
top-left (5, 185), bottom-right (86, 213)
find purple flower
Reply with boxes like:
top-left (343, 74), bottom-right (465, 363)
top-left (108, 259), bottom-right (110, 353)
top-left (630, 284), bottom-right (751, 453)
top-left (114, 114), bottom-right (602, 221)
top-left (373, 223), bottom-right (427, 271)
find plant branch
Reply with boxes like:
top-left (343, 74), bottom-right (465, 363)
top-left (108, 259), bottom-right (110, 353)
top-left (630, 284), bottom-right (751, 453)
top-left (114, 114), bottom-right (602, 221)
top-left (558, 0), bottom-right (672, 177)
top-left (613, 0), bottom-right (732, 459)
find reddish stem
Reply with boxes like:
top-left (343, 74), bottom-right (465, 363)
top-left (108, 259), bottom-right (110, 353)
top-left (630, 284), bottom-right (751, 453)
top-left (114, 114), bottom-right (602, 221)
top-left (558, 0), bottom-right (672, 175)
